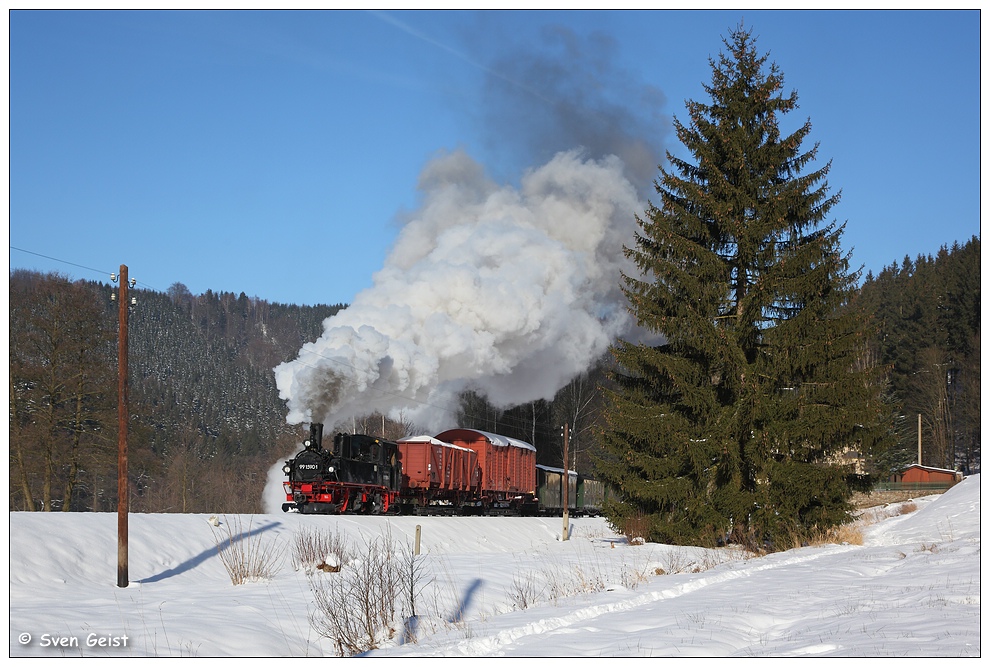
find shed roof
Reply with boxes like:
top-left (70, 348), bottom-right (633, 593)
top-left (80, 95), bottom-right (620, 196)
top-left (900, 464), bottom-right (959, 475)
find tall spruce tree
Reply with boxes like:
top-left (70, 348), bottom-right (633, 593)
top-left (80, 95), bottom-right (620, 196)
top-left (597, 26), bottom-right (887, 550)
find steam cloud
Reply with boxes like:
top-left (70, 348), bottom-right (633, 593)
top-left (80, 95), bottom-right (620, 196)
top-left (275, 24), bottom-right (667, 432)
top-left (275, 149), bottom-right (643, 431)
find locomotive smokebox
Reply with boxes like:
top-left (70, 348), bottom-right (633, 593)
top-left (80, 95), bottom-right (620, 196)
top-left (309, 423), bottom-right (324, 450)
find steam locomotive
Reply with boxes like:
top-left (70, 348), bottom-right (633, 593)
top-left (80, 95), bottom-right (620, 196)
top-left (281, 423), bottom-right (606, 516)
top-left (281, 424), bottom-right (402, 515)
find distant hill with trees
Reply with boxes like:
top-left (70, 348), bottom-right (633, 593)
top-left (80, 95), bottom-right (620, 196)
top-left (855, 236), bottom-right (981, 476)
top-left (8, 235), bottom-right (978, 515)
top-left (9, 269), bottom-right (342, 513)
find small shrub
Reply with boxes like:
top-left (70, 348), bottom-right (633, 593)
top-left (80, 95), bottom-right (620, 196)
top-left (292, 526), bottom-right (351, 574)
top-left (618, 512), bottom-right (651, 546)
top-left (661, 549), bottom-right (693, 574)
top-left (619, 563), bottom-right (650, 589)
top-left (309, 529), bottom-right (424, 656)
top-left (831, 523), bottom-right (864, 546)
top-left (805, 523), bottom-right (863, 547)
top-left (211, 515), bottom-right (284, 585)
top-left (507, 571), bottom-right (543, 610)
top-left (898, 502), bottom-right (918, 515)
top-left (573, 562), bottom-right (607, 594)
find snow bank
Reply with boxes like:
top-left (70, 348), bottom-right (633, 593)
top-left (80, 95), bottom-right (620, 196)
top-left (9, 476), bottom-right (980, 656)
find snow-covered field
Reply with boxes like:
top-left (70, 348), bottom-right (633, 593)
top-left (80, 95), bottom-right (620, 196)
top-left (9, 475), bottom-right (980, 657)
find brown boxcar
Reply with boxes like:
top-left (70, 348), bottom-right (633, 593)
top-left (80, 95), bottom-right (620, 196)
top-left (434, 428), bottom-right (537, 511)
top-left (395, 435), bottom-right (480, 510)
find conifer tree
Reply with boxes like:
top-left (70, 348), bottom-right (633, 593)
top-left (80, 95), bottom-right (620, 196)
top-left (597, 26), bottom-right (887, 550)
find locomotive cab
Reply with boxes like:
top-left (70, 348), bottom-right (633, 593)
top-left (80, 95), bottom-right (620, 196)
top-left (331, 432), bottom-right (400, 491)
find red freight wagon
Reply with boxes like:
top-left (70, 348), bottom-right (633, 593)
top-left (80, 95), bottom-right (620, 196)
top-left (434, 428), bottom-right (537, 512)
top-left (395, 435), bottom-right (480, 511)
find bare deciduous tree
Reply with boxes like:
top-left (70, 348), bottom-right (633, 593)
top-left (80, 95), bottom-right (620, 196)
top-left (9, 273), bottom-right (115, 511)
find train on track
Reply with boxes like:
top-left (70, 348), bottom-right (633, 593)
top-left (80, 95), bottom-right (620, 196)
top-left (281, 423), bottom-right (607, 516)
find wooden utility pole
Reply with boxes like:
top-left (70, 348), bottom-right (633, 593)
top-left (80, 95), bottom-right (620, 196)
top-left (562, 423), bottom-right (569, 542)
top-left (117, 265), bottom-right (130, 588)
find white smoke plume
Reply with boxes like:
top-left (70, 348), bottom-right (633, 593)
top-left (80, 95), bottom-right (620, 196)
top-left (274, 148), bottom-right (644, 432)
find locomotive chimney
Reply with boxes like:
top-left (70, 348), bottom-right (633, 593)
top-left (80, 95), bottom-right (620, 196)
top-left (310, 423), bottom-right (324, 450)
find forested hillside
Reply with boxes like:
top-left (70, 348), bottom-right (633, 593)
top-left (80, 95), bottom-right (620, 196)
top-left (9, 270), bottom-right (342, 513)
top-left (8, 269), bottom-right (611, 514)
top-left (133, 284), bottom-right (342, 458)
top-left (8, 236), bottom-right (980, 515)
top-left (856, 236), bottom-right (981, 475)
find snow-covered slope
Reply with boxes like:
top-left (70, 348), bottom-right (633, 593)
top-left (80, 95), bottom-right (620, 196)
top-left (9, 476), bottom-right (980, 656)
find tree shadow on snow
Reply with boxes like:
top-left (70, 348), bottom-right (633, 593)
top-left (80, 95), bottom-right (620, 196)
top-left (399, 615), bottom-right (420, 646)
top-left (398, 577), bottom-right (483, 646)
top-left (448, 577), bottom-right (483, 624)
top-left (136, 521), bottom-right (282, 584)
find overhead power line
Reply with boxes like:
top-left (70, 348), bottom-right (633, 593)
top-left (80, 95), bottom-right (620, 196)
top-left (10, 245), bottom-right (110, 278)
top-left (10, 245), bottom-right (158, 291)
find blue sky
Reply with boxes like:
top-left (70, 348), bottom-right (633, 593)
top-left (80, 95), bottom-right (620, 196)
top-left (9, 9), bottom-right (981, 306)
